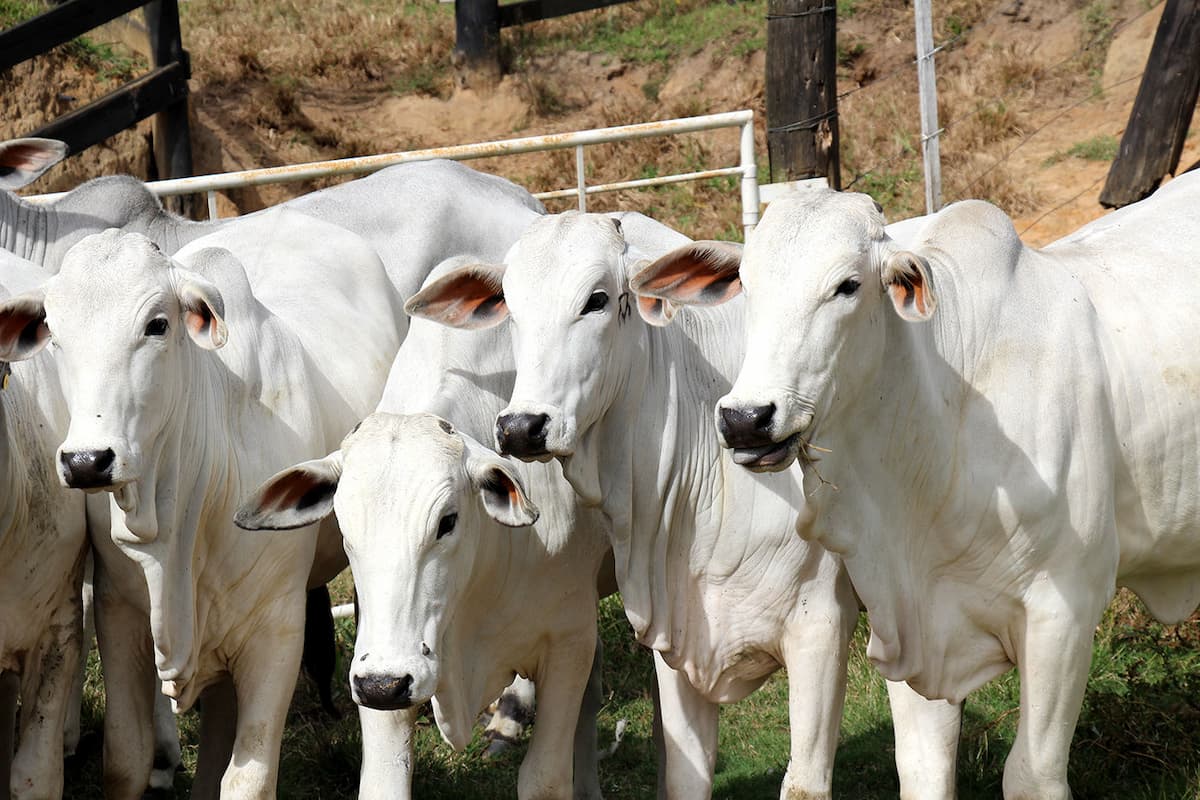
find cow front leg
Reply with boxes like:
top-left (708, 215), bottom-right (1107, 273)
top-left (94, 582), bottom-right (157, 799)
top-left (191, 677), bottom-right (238, 800)
top-left (778, 576), bottom-right (857, 800)
top-left (357, 706), bottom-right (417, 800)
top-left (520, 635), bottom-right (598, 800)
top-left (885, 679), bottom-right (960, 799)
top-left (652, 651), bottom-right (718, 800)
top-left (0, 671), bottom-right (18, 797)
top-left (572, 633), bottom-right (605, 800)
top-left (1002, 591), bottom-right (1101, 800)
top-left (11, 615), bottom-right (81, 800)
top-left (149, 686), bottom-right (183, 793)
top-left (222, 622), bottom-right (304, 799)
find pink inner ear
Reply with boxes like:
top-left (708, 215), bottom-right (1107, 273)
top-left (1, 143), bottom-right (57, 171)
top-left (186, 306), bottom-right (210, 337)
top-left (0, 309), bottom-right (38, 346)
top-left (260, 471), bottom-right (318, 511)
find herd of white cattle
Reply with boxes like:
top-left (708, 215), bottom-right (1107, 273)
top-left (0, 134), bottom-right (1198, 800)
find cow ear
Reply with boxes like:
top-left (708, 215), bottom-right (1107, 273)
top-left (635, 294), bottom-right (679, 327)
top-left (0, 289), bottom-right (49, 361)
top-left (175, 269), bottom-right (228, 349)
top-left (630, 242), bottom-right (744, 311)
top-left (405, 263), bottom-right (508, 330)
top-left (0, 138), bottom-right (68, 190)
top-left (882, 250), bottom-right (936, 322)
top-left (235, 452), bottom-right (344, 531)
top-left (465, 447), bottom-right (539, 528)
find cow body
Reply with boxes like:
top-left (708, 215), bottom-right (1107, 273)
top-left (636, 171), bottom-right (1200, 798)
top-left (0, 261), bottom-right (87, 800)
top-left (406, 212), bottom-right (963, 799)
top-left (0, 212), bottom-right (401, 798)
top-left (238, 282), bottom-right (612, 798)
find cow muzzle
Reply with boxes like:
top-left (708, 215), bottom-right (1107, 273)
top-left (715, 401), bottom-right (806, 473)
top-left (495, 412), bottom-right (550, 459)
top-left (352, 672), bottom-right (416, 711)
top-left (58, 448), bottom-right (117, 489)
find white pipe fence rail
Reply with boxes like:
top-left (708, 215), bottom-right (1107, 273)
top-left (30, 110), bottom-right (761, 234)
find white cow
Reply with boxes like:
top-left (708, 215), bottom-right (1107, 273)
top-left (0, 258), bottom-right (88, 800)
top-left (0, 212), bottom-right (401, 799)
top-left (630, 173), bottom-right (1200, 798)
top-left (404, 211), bottom-right (962, 799)
top-left (0, 138), bottom-right (545, 298)
top-left (237, 254), bottom-right (619, 799)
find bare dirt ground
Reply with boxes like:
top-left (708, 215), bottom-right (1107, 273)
top-left (3, 0), bottom-right (1198, 245)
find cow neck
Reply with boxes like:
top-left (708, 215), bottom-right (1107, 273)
top-left (116, 338), bottom-right (236, 703)
top-left (801, 256), bottom-right (984, 690)
top-left (0, 191), bottom-right (55, 266)
top-left (592, 305), bottom-right (743, 648)
top-left (0, 373), bottom-right (33, 550)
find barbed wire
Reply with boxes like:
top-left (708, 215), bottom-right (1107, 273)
top-left (1017, 173), bottom-right (1107, 237)
top-left (840, 0), bottom-right (1163, 215)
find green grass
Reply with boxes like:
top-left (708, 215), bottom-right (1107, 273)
top-left (523, 0), bottom-right (766, 65)
top-left (59, 588), bottom-right (1200, 798)
top-left (1044, 134), bottom-right (1120, 166)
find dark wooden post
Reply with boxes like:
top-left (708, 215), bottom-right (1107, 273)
top-left (766, 0), bottom-right (840, 188)
top-left (455, 0), bottom-right (501, 84)
top-left (1100, 0), bottom-right (1200, 208)
top-left (144, 0), bottom-right (193, 213)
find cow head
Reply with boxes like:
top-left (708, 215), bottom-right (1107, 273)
top-left (235, 413), bottom-right (538, 716)
top-left (633, 189), bottom-right (936, 472)
top-left (407, 212), bottom-right (660, 503)
top-left (0, 228), bottom-right (227, 541)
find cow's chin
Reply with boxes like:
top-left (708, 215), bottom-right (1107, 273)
top-left (731, 434), bottom-right (801, 473)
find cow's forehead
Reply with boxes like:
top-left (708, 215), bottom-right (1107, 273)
top-left (51, 229), bottom-right (174, 308)
top-left (744, 190), bottom-right (885, 279)
top-left (506, 212), bottom-right (625, 286)
top-left (340, 413), bottom-right (465, 495)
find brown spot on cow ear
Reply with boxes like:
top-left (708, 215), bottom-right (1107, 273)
top-left (884, 251), bottom-right (936, 322)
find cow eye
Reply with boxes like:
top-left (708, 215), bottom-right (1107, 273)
top-left (581, 290), bottom-right (608, 315)
top-left (834, 279), bottom-right (861, 297)
top-left (436, 512), bottom-right (457, 539)
top-left (145, 318), bottom-right (169, 336)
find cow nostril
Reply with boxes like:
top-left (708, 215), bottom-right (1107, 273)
top-left (749, 403), bottom-right (775, 430)
top-left (94, 448), bottom-right (115, 473)
top-left (527, 413), bottom-right (548, 441)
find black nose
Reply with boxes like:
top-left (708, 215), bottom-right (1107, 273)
top-left (717, 404), bottom-right (776, 448)
top-left (352, 673), bottom-right (414, 711)
top-left (59, 448), bottom-right (116, 489)
top-left (495, 413), bottom-right (549, 458)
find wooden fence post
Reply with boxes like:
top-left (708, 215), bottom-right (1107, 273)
top-left (1099, 0), bottom-right (1200, 208)
top-left (455, 0), bottom-right (501, 84)
top-left (765, 0), bottom-right (840, 188)
top-left (144, 0), bottom-right (193, 214)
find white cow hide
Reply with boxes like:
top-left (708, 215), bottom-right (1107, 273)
top-left (406, 211), bottom-right (962, 800)
top-left (0, 211), bottom-right (400, 798)
top-left (633, 171), bottom-right (1200, 798)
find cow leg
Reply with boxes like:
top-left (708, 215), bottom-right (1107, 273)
top-left (11, 614), bottom-right (80, 800)
top-left (520, 635), bottom-right (597, 800)
top-left (571, 633), bottom-right (604, 800)
top-left (0, 671), bottom-right (18, 797)
top-left (1002, 592), bottom-right (1101, 800)
top-left (885, 679), bottom-right (960, 800)
top-left (191, 677), bottom-right (238, 800)
top-left (777, 581), bottom-right (856, 800)
top-left (652, 651), bottom-right (718, 800)
top-left (221, 622), bottom-right (304, 799)
top-left (484, 676), bottom-right (537, 757)
top-left (94, 576), bottom-right (157, 800)
top-left (357, 706), bottom-right (417, 800)
top-left (148, 687), bottom-right (182, 794)
top-left (64, 554), bottom-right (94, 759)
